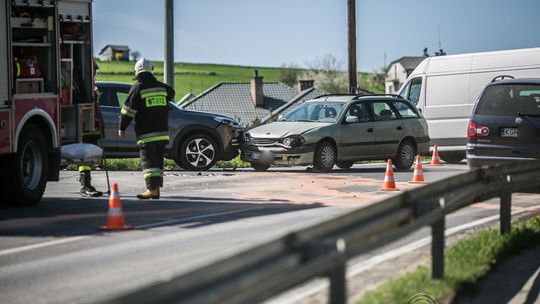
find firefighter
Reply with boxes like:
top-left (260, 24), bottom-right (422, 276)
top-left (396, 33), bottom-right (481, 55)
top-left (79, 59), bottom-right (104, 197)
top-left (118, 58), bottom-right (174, 199)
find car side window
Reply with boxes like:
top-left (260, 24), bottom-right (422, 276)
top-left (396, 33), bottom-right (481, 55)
top-left (392, 101), bottom-right (419, 118)
top-left (345, 102), bottom-right (370, 123)
top-left (371, 101), bottom-right (398, 121)
top-left (97, 88), bottom-right (119, 107)
top-left (116, 89), bottom-right (130, 108)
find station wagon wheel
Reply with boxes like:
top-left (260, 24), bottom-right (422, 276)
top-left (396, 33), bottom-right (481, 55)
top-left (393, 140), bottom-right (416, 171)
top-left (439, 151), bottom-right (465, 164)
top-left (314, 141), bottom-right (336, 172)
top-left (178, 134), bottom-right (219, 171)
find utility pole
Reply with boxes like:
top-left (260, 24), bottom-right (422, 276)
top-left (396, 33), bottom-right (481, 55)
top-left (347, 0), bottom-right (357, 94)
top-left (164, 0), bottom-right (174, 87)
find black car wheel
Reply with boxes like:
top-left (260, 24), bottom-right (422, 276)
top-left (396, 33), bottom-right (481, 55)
top-left (251, 163), bottom-right (270, 172)
top-left (336, 161), bottom-right (354, 169)
top-left (439, 151), bottom-right (465, 164)
top-left (313, 141), bottom-right (336, 172)
top-left (393, 140), bottom-right (416, 170)
top-left (3, 124), bottom-right (48, 206)
top-left (177, 134), bottom-right (219, 171)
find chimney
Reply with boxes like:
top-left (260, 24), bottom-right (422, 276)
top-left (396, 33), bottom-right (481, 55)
top-left (297, 79), bottom-right (314, 92)
top-left (250, 70), bottom-right (264, 107)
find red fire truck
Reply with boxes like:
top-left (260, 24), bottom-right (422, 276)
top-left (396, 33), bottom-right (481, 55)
top-left (0, 0), bottom-right (98, 206)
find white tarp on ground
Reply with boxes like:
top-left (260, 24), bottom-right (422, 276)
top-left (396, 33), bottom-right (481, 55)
top-left (60, 143), bottom-right (103, 165)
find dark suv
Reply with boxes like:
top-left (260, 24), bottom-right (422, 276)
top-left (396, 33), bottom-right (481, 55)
top-left (96, 82), bottom-right (243, 171)
top-left (467, 77), bottom-right (540, 168)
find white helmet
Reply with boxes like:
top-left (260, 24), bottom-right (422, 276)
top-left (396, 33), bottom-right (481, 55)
top-left (134, 57), bottom-right (153, 75)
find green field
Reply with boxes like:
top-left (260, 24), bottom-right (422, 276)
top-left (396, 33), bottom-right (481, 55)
top-left (95, 60), bottom-right (383, 100)
top-left (96, 61), bottom-right (283, 100)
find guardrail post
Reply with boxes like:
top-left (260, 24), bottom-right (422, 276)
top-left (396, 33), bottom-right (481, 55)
top-left (500, 190), bottom-right (512, 235)
top-left (431, 217), bottom-right (445, 280)
top-left (329, 262), bottom-right (347, 304)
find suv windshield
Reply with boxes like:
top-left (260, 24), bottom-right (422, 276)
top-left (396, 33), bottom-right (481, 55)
top-left (281, 102), bottom-right (344, 122)
top-left (476, 84), bottom-right (540, 116)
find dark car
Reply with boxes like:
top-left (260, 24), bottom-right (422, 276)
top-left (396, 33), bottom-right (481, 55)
top-left (241, 94), bottom-right (430, 172)
top-left (467, 77), bottom-right (540, 168)
top-left (96, 81), bottom-right (243, 171)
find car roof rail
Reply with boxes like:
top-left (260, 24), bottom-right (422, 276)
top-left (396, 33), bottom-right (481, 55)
top-left (491, 75), bottom-right (515, 83)
top-left (353, 93), bottom-right (403, 100)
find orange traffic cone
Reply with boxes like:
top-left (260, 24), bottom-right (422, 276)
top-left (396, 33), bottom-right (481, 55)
top-left (409, 155), bottom-right (426, 184)
top-left (98, 183), bottom-right (133, 231)
top-left (380, 159), bottom-right (399, 191)
top-left (430, 145), bottom-right (442, 166)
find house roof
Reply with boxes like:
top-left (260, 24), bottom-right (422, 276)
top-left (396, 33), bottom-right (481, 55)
top-left (183, 82), bottom-right (298, 126)
top-left (99, 44), bottom-right (131, 55)
top-left (261, 87), bottom-right (327, 123)
top-left (386, 56), bottom-right (426, 73)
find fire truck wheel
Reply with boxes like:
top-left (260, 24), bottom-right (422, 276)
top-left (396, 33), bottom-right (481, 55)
top-left (5, 124), bottom-right (48, 206)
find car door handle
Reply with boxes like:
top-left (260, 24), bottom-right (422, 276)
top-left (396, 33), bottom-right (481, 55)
top-left (396, 126), bottom-right (402, 130)
top-left (367, 128), bottom-right (374, 133)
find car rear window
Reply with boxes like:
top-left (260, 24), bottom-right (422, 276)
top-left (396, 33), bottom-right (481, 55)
top-left (476, 84), bottom-right (540, 116)
top-left (392, 101), bottom-right (419, 118)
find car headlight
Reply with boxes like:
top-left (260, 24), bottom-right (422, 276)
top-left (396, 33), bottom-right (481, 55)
top-left (281, 135), bottom-right (305, 148)
top-left (245, 132), bottom-right (254, 145)
top-left (213, 116), bottom-right (240, 127)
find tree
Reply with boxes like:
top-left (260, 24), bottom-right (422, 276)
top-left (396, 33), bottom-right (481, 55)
top-left (278, 63), bottom-right (301, 87)
top-left (130, 50), bottom-right (141, 61)
top-left (300, 54), bottom-right (348, 93)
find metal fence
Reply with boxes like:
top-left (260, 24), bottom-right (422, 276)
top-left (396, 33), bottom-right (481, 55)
top-left (107, 160), bottom-right (540, 304)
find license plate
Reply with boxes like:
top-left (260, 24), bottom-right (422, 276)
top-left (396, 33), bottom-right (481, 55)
top-left (500, 128), bottom-right (519, 137)
top-left (251, 152), bottom-right (261, 160)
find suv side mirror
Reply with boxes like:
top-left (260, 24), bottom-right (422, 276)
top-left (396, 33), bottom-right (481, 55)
top-left (345, 116), bottom-right (359, 124)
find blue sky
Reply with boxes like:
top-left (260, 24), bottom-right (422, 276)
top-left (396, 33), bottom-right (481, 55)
top-left (93, 0), bottom-right (540, 72)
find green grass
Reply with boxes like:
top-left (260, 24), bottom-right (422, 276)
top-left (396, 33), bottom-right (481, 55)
top-left (66, 155), bottom-right (251, 171)
top-left (96, 61), bottom-right (283, 99)
top-left (95, 60), bottom-right (384, 99)
top-left (356, 216), bottom-right (540, 304)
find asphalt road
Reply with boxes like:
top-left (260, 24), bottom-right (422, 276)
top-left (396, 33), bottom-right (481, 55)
top-left (1, 162), bottom-right (539, 304)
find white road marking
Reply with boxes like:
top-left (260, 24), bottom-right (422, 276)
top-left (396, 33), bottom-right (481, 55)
top-left (0, 207), bottom-right (261, 257)
top-left (269, 205), bottom-right (540, 304)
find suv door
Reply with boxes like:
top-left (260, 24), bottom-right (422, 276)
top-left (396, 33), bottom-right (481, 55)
top-left (370, 101), bottom-right (404, 157)
top-left (97, 88), bottom-right (120, 149)
top-left (339, 102), bottom-right (375, 159)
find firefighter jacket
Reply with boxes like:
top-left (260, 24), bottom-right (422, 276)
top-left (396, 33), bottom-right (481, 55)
top-left (119, 72), bottom-right (175, 145)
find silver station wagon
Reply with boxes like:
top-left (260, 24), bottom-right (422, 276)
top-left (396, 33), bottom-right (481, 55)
top-left (241, 94), bottom-right (430, 172)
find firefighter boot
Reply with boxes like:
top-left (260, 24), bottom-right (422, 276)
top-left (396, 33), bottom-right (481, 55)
top-left (79, 170), bottom-right (103, 197)
top-left (136, 188), bottom-right (160, 200)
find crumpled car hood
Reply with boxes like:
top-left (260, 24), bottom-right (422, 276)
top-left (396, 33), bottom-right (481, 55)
top-left (248, 121), bottom-right (329, 138)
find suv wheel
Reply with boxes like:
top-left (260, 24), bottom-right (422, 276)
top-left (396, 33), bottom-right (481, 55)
top-left (393, 140), bottom-right (416, 170)
top-left (177, 134), bottom-right (219, 171)
top-left (313, 141), bottom-right (336, 172)
top-left (336, 161), bottom-right (354, 169)
top-left (251, 163), bottom-right (270, 172)
top-left (439, 151), bottom-right (465, 164)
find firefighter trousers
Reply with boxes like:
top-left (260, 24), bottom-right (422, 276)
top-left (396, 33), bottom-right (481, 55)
top-left (139, 141), bottom-right (166, 189)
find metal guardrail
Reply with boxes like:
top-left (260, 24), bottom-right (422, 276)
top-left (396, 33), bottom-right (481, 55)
top-left (107, 160), bottom-right (540, 304)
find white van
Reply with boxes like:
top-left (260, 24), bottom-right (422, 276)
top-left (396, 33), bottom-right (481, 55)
top-left (398, 47), bottom-right (540, 163)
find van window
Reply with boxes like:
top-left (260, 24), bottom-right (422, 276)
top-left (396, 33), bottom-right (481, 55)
top-left (476, 84), bottom-right (540, 116)
top-left (400, 77), bottom-right (422, 105)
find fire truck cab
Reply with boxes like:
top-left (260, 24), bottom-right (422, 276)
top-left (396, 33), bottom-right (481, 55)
top-left (0, 0), bottom-right (97, 206)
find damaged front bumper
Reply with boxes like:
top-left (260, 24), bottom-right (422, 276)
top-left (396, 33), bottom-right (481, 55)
top-left (240, 143), bottom-right (315, 167)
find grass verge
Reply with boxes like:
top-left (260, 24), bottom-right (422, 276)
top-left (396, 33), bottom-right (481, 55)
top-left (66, 156), bottom-right (251, 171)
top-left (356, 216), bottom-right (540, 303)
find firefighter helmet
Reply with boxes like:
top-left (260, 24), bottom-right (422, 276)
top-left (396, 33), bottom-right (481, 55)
top-left (134, 57), bottom-right (154, 75)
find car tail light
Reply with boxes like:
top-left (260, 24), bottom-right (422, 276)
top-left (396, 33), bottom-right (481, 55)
top-left (467, 121), bottom-right (490, 139)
